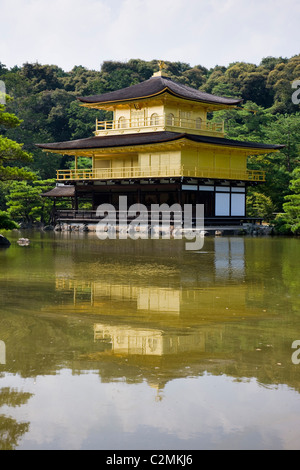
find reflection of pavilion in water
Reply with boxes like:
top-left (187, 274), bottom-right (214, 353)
top-left (51, 237), bottom-right (266, 361)
top-left (40, 236), bottom-right (292, 395)
top-left (55, 237), bottom-right (247, 316)
top-left (94, 324), bottom-right (206, 356)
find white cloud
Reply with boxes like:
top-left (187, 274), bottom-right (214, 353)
top-left (5, 371), bottom-right (300, 450)
top-left (0, 0), bottom-right (299, 71)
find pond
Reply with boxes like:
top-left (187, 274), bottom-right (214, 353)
top-left (0, 231), bottom-right (299, 450)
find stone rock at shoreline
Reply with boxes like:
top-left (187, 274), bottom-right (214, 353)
top-left (0, 235), bottom-right (11, 247)
top-left (43, 225), bottom-right (54, 231)
top-left (17, 238), bottom-right (30, 246)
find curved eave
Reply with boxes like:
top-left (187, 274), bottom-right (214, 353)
top-left (36, 132), bottom-right (284, 157)
top-left (78, 88), bottom-right (242, 111)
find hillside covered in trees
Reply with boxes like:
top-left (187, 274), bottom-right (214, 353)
top-left (0, 56), bottom-right (299, 232)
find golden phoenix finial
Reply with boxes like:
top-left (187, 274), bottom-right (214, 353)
top-left (158, 60), bottom-right (165, 71)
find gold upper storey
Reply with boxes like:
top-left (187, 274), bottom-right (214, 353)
top-left (95, 117), bottom-right (225, 137)
top-left (93, 97), bottom-right (225, 138)
top-left (80, 72), bottom-right (229, 138)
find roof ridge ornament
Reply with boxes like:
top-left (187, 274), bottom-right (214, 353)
top-left (152, 60), bottom-right (169, 78)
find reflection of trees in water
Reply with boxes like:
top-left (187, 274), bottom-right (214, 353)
top-left (281, 241), bottom-right (300, 314)
top-left (0, 415), bottom-right (29, 450)
top-left (0, 388), bottom-right (32, 450)
top-left (0, 387), bottom-right (32, 407)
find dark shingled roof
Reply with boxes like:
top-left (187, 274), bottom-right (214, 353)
top-left (77, 76), bottom-right (243, 106)
top-left (42, 186), bottom-right (75, 197)
top-left (36, 131), bottom-right (284, 152)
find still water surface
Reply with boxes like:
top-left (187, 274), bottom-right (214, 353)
top-left (0, 232), bottom-right (299, 450)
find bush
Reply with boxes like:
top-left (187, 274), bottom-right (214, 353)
top-left (246, 191), bottom-right (275, 222)
top-left (273, 213), bottom-right (294, 235)
top-left (278, 169), bottom-right (300, 235)
top-left (0, 211), bottom-right (19, 230)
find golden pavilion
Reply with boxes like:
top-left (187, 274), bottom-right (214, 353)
top-left (38, 66), bottom-right (283, 226)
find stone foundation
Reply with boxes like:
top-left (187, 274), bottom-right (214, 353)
top-left (53, 222), bottom-right (274, 237)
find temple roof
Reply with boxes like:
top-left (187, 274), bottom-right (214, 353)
top-left (77, 76), bottom-right (243, 107)
top-left (36, 131), bottom-right (284, 152)
top-left (42, 185), bottom-right (75, 197)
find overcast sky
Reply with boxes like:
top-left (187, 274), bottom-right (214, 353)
top-left (0, 0), bottom-right (299, 71)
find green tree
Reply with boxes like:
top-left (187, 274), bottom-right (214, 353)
top-left (20, 62), bottom-right (65, 93)
top-left (67, 100), bottom-right (106, 140)
top-left (266, 55), bottom-right (300, 114)
top-left (211, 101), bottom-right (274, 144)
top-left (276, 168), bottom-right (300, 234)
top-left (6, 180), bottom-right (55, 225)
top-left (0, 210), bottom-right (19, 229)
top-left (0, 95), bottom-right (36, 229)
top-left (65, 157), bottom-right (92, 170)
top-left (0, 95), bottom-right (35, 181)
top-left (257, 113), bottom-right (300, 210)
top-left (246, 191), bottom-right (275, 221)
top-left (263, 113), bottom-right (300, 173)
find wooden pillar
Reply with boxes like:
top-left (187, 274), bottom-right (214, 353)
top-left (178, 182), bottom-right (182, 206)
top-left (74, 186), bottom-right (79, 211)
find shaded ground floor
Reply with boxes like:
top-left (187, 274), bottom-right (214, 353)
top-left (44, 177), bottom-right (262, 226)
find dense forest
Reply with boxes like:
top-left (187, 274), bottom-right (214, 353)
top-left (0, 56), bottom-right (299, 233)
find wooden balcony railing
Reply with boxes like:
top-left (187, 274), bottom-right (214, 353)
top-left (95, 115), bottom-right (224, 136)
top-left (57, 166), bottom-right (265, 182)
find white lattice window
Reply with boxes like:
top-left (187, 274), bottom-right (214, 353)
top-left (179, 111), bottom-right (191, 121)
top-left (131, 110), bottom-right (145, 127)
top-left (166, 113), bottom-right (175, 126)
top-left (195, 117), bottom-right (202, 129)
top-left (150, 113), bottom-right (160, 125)
top-left (118, 116), bottom-right (127, 128)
